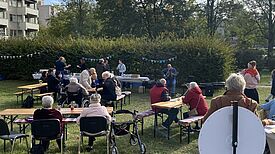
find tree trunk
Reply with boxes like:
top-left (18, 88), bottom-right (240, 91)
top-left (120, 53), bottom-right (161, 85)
top-left (267, 0), bottom-right (274, 69)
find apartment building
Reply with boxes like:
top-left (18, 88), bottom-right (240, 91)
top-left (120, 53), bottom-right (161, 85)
top-left (0, 0), bottom-right (39, 38)
top-left (38, 5), bottom-right (57, 28)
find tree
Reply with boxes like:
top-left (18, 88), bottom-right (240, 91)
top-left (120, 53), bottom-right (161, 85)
top-left (243, 0), bottom-right (275, 68)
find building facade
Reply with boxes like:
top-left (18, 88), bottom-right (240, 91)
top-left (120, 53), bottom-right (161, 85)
top-left (0, 0), bottom-right (39, 38)
top-left (38, 5), bottom-right (56, 28)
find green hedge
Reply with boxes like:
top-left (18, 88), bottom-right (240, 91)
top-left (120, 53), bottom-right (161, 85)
top-left (0, 36), bottom-right (234, 84)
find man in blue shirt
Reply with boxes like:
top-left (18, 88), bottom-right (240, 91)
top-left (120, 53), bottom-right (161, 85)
top-left (162, 64), bottom-right (178, 97)
top-left (261, 99), bottom-right (275, 119)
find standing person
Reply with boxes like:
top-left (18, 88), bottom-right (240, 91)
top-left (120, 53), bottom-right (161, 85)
top-left (204, 73), bottom-right (258, 121)
top-left (104, 59), bottom-right (111, 72)
top-left (240, 60), bottom-right (260, 103)
top-left (76, 94), bottom-right (111, 151)
top-left (150, 78), bottom-right (179, 129)
top-left (79, 68), bottom-right (95, 90)
top-left (33, 96), bottom-right (63, 152)
top-left (54, 56), bottom-right (71, 77)
top-left (96, 59), bottom-right (105, 86)
top-left (77, 58), bottom-right (87, 72)
top-left (116, 59), bottom-right (126, 76)
top-left (265, 69), bottom-right (275, 102)
top-left (39, 71), bottom-right (48, 93)
top-left (162, 64), bottom-right (178, 97)
top-left (47, 68), bottom-right (60, 101)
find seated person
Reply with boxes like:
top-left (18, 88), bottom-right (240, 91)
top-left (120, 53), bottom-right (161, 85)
top-left (47, 68), bottom-right (61, 101)
top-left (39, 71), bottom-right (48, 93)
top-left (66, 77), bottom-right (89, 107)
top-left (91, 70), bottom-right (99, 88)
top-left (260, 99), bottom-right (275, 119)
top-left (204, 73), bottom-right (258, 121)
top-left (182, 82), bottom-right (209, 129)
top-left (150, 78), bottom-right (179, 129)
top-left (33, 96), bottom-right (63, 151)
top-left (76, 94), bottom-right (111, 151)
top-left (100, 71), bottom-right (117, 106)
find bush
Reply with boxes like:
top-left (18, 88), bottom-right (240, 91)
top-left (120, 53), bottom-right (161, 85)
top-left (0, 36), bottom-right (235, 85)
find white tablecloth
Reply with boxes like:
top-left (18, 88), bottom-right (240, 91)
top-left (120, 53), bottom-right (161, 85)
top-left (265, 125), bottom-right (275, 154)
top-left (115, 76), bottom-right (150, 83)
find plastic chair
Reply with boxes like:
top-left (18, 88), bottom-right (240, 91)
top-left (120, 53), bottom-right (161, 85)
top-left (31, 119), bottom-right (64, 154)
top-left (78, 116), bottom-right (109, 154)
top-left (0, 119), bottom-right (29, 153)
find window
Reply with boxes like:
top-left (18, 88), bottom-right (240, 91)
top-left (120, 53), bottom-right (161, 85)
top-left (10, 30), bottom-right (17, 36)
top-left (0, 28), bottom-right (5, 36)
top-left (9, 14), bottom-right (22, 22)
top-left (9, 0), bottom-right (22, 7)
top-left (0, 11), bottom-right (5, 19)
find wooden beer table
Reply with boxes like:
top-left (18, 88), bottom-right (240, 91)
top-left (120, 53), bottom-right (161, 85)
top-left (151, 98), bottom-right (183, 139)
top-left (17, 83), bottom-right (48, 103)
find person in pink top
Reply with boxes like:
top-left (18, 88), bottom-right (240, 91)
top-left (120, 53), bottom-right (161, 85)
top-left (240, 60), bottom-right (260, 103)
top-left (77, 93), bottom-right (111, 151)
top-left (182, 82), bottom-right (209, 129)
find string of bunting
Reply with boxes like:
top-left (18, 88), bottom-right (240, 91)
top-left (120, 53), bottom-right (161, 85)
top-left (82, 55), bottom-right (113, 62)
top-left (0, 52), bottom-right (41, 59)
top-left (142, 56), bottom-right (177, 63)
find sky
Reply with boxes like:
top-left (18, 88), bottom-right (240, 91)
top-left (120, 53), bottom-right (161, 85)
top-left (44, 0), bottom-right (205, 6)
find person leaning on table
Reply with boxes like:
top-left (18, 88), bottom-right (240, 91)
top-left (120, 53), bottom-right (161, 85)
top-left (203, 73), bottom-right (258, 122)
top-left (150, 78), bottom-right (179, 129)
top-left (33, 96), bottom-right (63, 152)
top-left (79, 68), bottom-right (95, 90)
top-left (76, 94), bottom-right (111, 151)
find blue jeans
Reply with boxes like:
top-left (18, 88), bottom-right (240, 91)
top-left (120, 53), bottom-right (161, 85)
top-left (159, 108), bottom-right (179, 127)
top-left (166, 79), bottom-right (176, 96)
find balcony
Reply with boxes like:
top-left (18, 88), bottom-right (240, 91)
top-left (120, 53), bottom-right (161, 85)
top-left (0, 1), bottom-right (7, 9)
top-left (8, 7), bottom-right (38, 16)
top-left (0, 18), bottom-right (8, 26)
top-left (25, 7), bottom-right (38, 16)
top-left (9, 21), bottom-right (39, 30)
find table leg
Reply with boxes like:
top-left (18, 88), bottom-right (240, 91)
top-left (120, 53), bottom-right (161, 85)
top-left (21, 89), bottom-right (24, 103)
top-left (154, 111), bottom-right (157, 138)
top-left (120, 99), bottom-right (123, 110)
top-left (31, 89), bottom-right (34, 97)
top-left (10, 115), bottom-right (13, 131)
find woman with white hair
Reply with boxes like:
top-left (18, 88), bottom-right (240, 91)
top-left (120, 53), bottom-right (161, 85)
top-left (203, 73), bottom-right (258, 121)
top-left (33, 96), bottom-right (63, 151)
top-left (182, 82), bottom-right (209, 118)
top-left (65, 77), bottom-right (89, 107)
top-left (100, 71), bottom-right (117, 106)
top-left (76, 94), bottom-right (111, 151)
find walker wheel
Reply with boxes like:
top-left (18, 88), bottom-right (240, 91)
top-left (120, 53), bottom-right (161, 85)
top-left (111, 146), bottom-right (118, 154)
top-left (129, 135), bottom-right (138, 145)
top-left (140, 143), bottom-right (146, 154)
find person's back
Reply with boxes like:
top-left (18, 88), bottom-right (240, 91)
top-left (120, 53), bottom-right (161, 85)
top-left (33, 108), bottom-right (62, 122)
top-left (96, 60), bottom-right (105, 80)
top-left (55, 60), bottom-right (65, 72)
top-left (47, 74), bottom-right (60, 92)
top-left (79, 69), bottom-right (91, 89)
top-left (102, 77), bottom-right (116, 101)
top-left (261, 100), bottom-right (275, 119)
top-left (183, 85), bottom-right (208, 116)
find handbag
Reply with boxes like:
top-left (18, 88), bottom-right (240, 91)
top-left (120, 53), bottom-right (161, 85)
top-left (188, 96), bottom-right (201, 116)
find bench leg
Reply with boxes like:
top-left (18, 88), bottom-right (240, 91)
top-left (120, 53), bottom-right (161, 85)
top-left (141, 118), bottom-right (144, 135)
top-left (188, 125), bottom-right (190, 144)
top-left (179, 125), bottom-right (182, 143)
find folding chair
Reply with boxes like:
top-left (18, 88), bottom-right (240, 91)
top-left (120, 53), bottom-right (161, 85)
top-left (0, 118), bottom-right (29, 153)
top-left (78, 116), bottom-right (109, 154)
top-left (31, 119), bottom-right (64, 154)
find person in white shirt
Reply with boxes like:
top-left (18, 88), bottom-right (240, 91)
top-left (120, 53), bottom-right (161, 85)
top-left (116, 60), bottom-right (126, 76)
top-left (76, 94), bottom-right (111, 151)
top-left (79, 68), bottom-right (96, 89)
top-left (240, 60), bottom-right (260, 103)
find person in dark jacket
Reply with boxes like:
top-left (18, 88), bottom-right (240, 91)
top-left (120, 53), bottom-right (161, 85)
top-left (77, 58), bottom-right (87, 72)
top-left (162, 64), bottom-right (178, 97)
top-left (39, 71), bottom-right (48, 93)
top-left (33, 96), bottom-right (63, 151)
top-left (100, 71), bottom-right (117, 106)
top-left (96, 59), bottom-right (106, 86)
top-left (55, 56), bottom-right (71, 77)
top-left (266, 69), bottom-right (275, 102)
top-left (47, 68), bottom-right (60, 101)
top-left (150, 78), bottom-right (179, 129)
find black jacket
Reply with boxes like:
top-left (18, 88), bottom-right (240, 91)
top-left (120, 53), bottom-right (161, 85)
top-left (102, 78), bottom-right (116, 101)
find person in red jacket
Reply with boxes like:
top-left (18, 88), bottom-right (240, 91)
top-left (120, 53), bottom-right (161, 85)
top-left (182, 82), bottom-right (209, 129)
top-left (150, 78), bottom-right (179, 129)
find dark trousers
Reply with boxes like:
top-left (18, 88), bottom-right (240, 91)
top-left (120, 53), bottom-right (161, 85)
top-left (159, 108), bottom-right (179, 127)
top-left (41, 139), bottom-right (61, 151)
top-left (244, 88), bottom-right (259, 103)
top-left (88, 137), bottom-right (95, 146)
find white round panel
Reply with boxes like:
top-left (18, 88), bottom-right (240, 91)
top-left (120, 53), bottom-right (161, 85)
top-left (198, 106), bottom-right (266, 154)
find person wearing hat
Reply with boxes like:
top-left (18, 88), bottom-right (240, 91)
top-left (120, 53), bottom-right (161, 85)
top-left (76, 94), bottom-right (111, 151)
top-left (33, 96), bottom-right (63, 151)
top-left (79, 68), bottom-right (96, 89)
top-left (240, 60), bottom-right (260, 103)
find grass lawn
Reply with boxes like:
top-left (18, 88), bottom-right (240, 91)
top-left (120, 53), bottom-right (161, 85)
top-left (0, 72), bottom-right (272, 154)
